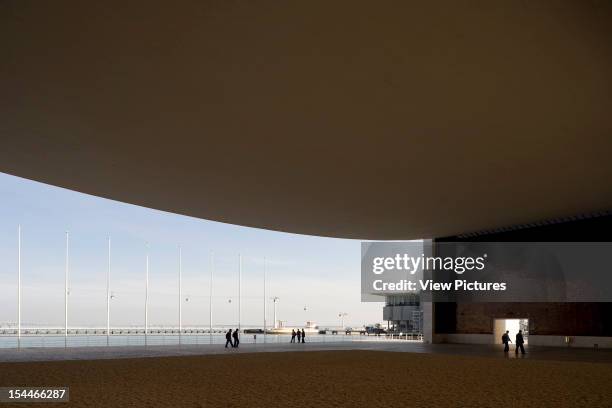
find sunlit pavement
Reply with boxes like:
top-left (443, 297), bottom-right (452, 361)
top-left (1, 340), bottom-right (612, 364)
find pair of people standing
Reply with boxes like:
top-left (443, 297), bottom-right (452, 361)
top-left (290, 328), bottom-right (306, 343)
top-left (225, 328), bottom-right (240, 348)
top-left (501, 330), bottom-right (525, 354)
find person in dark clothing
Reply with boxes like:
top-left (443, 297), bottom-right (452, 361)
top-left (291, 329), bottom-right (296, 343)
top-left (225, 329), bottom-right (233, 348)
top-left (502, 330), bottom-right (511, 352)
top-left (515, 330), bottom-right (525, 354)
top-left (296, 329), bottom-right (302, 343)
top-left (301, 328), bottom-right (306, 343)
top-left (232, 328), bottom-right (240, 348)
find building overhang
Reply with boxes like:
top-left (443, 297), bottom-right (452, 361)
top-left (2, 1), bottom-right (612, 239)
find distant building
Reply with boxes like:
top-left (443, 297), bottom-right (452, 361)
top-left (383, 294), bottom-right (422, 334)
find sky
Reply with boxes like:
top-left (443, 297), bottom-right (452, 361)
top-left (0, 172), bottom-right (383, 329)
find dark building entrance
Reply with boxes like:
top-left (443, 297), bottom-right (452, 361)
top-left (433, 212), bottom-right (612, 347)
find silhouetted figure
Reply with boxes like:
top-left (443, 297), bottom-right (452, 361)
top-left (225, 329), bottom-right (233, 348)
top-left (515, 330), bottom-right (525, 354)
top-left (291, 329), bottom-right (296, 343)
top-left (502, 330), bottom-right (511, 353)
top-left (233, 328), bottom-right (240, 348)
top-left (296, 329), bottom-right (302, 343)
top-left (301, 328), bottom-right (306, 343)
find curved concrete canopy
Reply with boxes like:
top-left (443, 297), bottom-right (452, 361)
top-left (1, 1), bottom-right (612, 239)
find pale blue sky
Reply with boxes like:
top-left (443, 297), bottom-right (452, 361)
top-left (0, 172), bottom-right (382, 329)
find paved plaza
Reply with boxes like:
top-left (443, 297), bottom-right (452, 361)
top-left (2, 340), bottom-right (611, 364)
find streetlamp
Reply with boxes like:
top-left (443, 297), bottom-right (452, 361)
top-left (338, 313), bottom-right (348, 330)
top-left (271, 297), bottom-right (279, 329)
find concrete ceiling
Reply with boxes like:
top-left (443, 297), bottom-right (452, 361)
top-left (1, 1), bottom-right (612, 239)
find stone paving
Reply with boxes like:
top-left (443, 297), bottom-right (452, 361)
top-left (2, 339), bottom-right (611, 364)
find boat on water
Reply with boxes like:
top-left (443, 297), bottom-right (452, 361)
top-left (266, 321), bottom-right (319, 335)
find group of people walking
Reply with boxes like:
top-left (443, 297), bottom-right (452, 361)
top-left (225, 328), bottom-right (307, 347)
top-left (290, 328), bottom-right (306, 343)
top-left (225, 328), bottom-right (240, 348)
top-left (501, 329), bottom-right (525, 354)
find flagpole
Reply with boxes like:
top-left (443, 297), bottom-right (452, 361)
top-left (178, 246), bottom-right (182, 345)
top-left (209, 251), bottom-right (213, 344)
top-left (65, 231), bottom-right (69, 348)
top-left (145, 242), bottom-right (149, 346)
top-left (263, 257), bottom-right (266, 344)
top-left (17, 225), bottom-right (21, 349)
top-left (238, 254), bottom-right (241, 331)
top-left (106, 236), bottom-right (111, 346)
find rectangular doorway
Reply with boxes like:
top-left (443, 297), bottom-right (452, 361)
top-left (493, 318), bottom-right (528, 344)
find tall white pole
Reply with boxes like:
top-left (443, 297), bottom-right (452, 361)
top-left (238, 254), bottom-right (241, 331)
top-left (17, 225), bottom-right (21, 349)
top-left (339, 312), bottom-right (347, 329)
top-left (145, 242), bottom-right (149, 346)
top-left (178, 246), bottom-right (182, 344)
top-left (209, 251), bottom-right (213, 344)
top-left (263, 257), bottom-right (266, 343)
top-left (65, 231), bottom-right (69, 348)
top-left (272, 297), bottom-right (279, 329)
top-left (106, 237), bottom-right (111, 346)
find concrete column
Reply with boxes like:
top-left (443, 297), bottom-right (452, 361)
top-left (422, 301), bottom-right (434, 343)
top-left (422, 239), bottom-right (435, 343)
